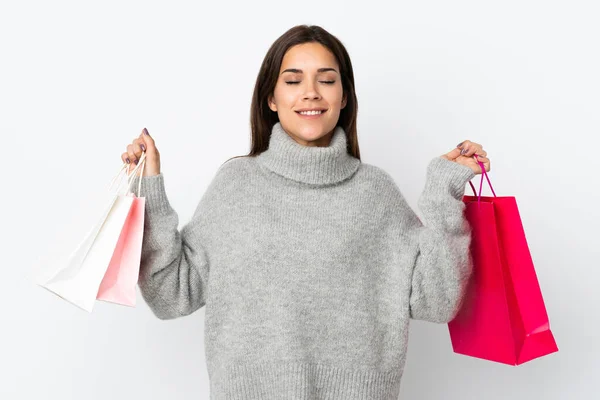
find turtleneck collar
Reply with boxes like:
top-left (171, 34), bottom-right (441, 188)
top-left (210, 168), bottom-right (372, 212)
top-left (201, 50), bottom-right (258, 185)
top-left (255, 122), bottom-right (361, 185)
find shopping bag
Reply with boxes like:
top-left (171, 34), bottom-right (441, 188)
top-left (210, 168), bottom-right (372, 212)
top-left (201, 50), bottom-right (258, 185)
top-left (96, 156), bottom-right (146, 307)
top-left (447, 156), bottom-right (558, 365)
top-left (38, 153), bottom-right (147, 312)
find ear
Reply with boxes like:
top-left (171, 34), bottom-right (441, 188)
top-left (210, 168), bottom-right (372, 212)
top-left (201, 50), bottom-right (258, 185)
top-left (268, 95), bottom-right (277, 112)
top-left (341, 92), bottom-right (347, 110)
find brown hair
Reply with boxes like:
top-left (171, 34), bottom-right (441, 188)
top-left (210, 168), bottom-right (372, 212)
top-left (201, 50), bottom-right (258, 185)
top-left (222, 24), bottom-right (361, 166)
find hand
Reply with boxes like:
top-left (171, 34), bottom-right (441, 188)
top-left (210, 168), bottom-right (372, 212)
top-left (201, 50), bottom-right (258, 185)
top-left (120, 128), bottom-right (161, 177)
top-left (441, 140), bottom-right (490, 175)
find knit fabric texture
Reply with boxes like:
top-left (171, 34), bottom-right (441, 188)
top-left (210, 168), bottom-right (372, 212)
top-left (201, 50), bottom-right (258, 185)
top-left (131, 121), bottom-right (476, 399)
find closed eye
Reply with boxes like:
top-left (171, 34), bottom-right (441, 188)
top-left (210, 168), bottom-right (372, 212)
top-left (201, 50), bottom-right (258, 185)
top-left (285, 81), bottom-right (336, 85)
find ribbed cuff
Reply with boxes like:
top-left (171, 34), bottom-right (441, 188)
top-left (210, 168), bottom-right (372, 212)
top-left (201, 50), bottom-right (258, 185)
top-left (425, 157), bottom-right (476, 199)
top-left (129, 173), bottom-right (173, 215)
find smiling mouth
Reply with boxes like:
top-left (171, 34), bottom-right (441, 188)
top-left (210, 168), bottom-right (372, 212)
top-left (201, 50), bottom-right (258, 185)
top-left (296, 110), bottom-right (326, 115)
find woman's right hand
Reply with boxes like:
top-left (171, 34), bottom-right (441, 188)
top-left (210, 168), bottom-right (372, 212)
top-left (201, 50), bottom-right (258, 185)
top-left (121, 128), bottom-right (161, 177)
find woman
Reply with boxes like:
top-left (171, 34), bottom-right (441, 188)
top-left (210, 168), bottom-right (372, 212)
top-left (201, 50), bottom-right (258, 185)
top-left (124, 25), bottom-right (490, 400)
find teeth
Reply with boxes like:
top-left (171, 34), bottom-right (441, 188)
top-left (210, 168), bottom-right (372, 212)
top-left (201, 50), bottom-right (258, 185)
top-left (299, 110), bottom-right (323, 115)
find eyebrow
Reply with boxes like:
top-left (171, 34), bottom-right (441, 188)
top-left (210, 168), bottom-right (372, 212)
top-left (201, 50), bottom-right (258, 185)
top-left (280, 68), bottom-right (339, 75)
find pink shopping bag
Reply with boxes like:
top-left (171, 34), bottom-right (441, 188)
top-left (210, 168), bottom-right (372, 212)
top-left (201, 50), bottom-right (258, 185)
top-left (447, 156), bottom-right (558, 365)
top-left (96, 155), bottom-right (147, 307)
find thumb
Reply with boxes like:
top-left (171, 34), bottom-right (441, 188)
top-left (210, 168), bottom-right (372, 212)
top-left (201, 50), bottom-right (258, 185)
top-left (139, 128), bottom-right (156, 152)
top-left (443, 147), bottom-right (462, 161)
top-left (137, 127), bottom-right (160, 176)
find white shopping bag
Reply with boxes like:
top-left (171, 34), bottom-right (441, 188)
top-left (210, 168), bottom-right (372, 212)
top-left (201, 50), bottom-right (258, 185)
top-left (38, 153), bottom-right (147, 312)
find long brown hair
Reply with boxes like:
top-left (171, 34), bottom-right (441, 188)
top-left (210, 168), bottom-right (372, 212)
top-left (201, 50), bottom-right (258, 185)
top-left (223, 24), bottom-right (361, 166)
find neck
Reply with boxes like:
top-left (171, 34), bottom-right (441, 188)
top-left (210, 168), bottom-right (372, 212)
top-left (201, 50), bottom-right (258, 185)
top-left (255, 122), bottom-right (361, 186)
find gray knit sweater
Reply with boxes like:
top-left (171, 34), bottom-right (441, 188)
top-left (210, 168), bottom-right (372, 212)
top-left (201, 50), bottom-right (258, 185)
top-left (131, 122), bottom-right (476, 399)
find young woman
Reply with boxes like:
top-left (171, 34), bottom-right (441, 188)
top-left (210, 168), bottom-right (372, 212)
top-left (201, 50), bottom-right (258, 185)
top-left (123, 25), bottom-right (490, 400)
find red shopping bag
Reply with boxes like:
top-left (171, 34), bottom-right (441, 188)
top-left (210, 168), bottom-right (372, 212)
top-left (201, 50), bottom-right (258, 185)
top-left (447, 156), bottom-right (558, 365)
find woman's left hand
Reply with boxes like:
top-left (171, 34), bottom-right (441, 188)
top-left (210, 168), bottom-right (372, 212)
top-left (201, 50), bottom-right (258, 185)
top-left (441, 140), bottom-right (490, 175)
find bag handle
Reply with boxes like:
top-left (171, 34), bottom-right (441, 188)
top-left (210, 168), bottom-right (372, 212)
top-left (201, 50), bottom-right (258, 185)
top-left (107, 152), bottom-right (147, 197)
top-left (468, 154), bottom-right (497, 207)
top-left (126, 152), bottom-right (146, 197)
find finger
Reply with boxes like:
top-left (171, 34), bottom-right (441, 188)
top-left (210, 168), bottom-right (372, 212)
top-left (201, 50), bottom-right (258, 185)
top-left (473, 156), bottom-right (489, 168)
top-left (132, 138), bottom-right (145, 156)
top-left (459, 143), bottom-right (470, 156)
top-left (474, 156), bottom-right (491, 172)
top-left (458, 140), bottom-right (473, 155)
top-left (480, 160), bottom-right (491, 173)
top-left (127, 144), bottom-right (138, 166)
top-left (463, 144), bottom-right (483, 157)
top-left (121, 152), bottom-right (131, 165)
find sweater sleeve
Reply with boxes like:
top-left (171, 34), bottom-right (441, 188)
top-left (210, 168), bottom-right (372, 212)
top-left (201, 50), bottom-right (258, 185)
top-left (406, 157), bottom-right (477, 323)
top-left (129, 172), bottom-right (211, 320)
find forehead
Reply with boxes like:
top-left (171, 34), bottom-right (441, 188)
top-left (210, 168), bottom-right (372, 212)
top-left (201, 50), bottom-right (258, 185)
top-left (280, 42), bottom-right (339, 71)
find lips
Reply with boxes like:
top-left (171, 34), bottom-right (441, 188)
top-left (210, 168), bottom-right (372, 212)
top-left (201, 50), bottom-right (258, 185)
top-left (295, 108), bottom-right (327, 113)
top-left (296, 110), bottom-right (325, 119)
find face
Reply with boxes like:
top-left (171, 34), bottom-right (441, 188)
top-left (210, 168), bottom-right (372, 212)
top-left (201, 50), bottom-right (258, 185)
top-left (268, 42), bottom-right (347, 147)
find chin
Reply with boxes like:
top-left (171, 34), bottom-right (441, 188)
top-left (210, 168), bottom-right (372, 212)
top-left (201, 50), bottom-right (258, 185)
top-left (295, 123), bottom-right (333, 139)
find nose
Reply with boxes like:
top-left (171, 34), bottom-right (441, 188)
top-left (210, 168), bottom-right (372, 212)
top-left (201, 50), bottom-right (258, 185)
top-left (302, 81), bottom-right (322, 100)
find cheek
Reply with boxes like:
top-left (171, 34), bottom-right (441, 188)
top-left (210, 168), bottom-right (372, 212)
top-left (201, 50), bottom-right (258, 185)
top-left (275, 90), bottom-right (299, 108)
top-left (328, 88), bottom-right (345, 107)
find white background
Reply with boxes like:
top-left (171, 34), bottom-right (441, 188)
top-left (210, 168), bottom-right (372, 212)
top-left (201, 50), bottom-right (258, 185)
top-left (2, 1), bottom-right (598, 399)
